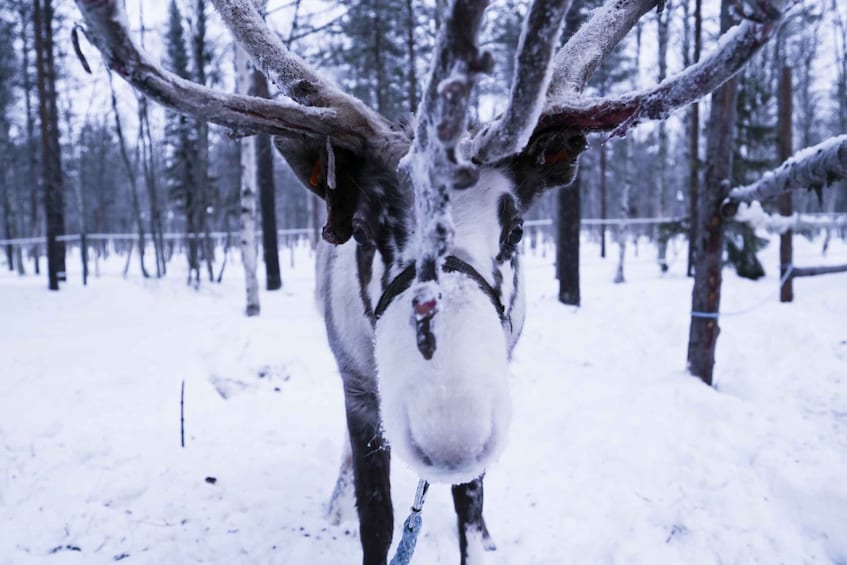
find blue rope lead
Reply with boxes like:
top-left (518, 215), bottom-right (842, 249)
top-left (691, 264), bottom-right (795, 319)
top-left (389, 480), bottom-right (429, 565)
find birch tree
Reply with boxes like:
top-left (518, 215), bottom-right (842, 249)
top-left (234, 16), bottom-right (261, 315)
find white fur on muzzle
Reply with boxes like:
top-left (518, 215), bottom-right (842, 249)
top-left (375, 272), bottom-right (512, 484)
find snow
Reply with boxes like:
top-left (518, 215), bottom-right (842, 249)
top-left (2, 234), bottom-right (847, 564)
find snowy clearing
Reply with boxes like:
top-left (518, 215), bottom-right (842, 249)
top-left (1, 236), bottom-right (846, 564)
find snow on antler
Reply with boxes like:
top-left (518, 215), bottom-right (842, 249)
top-left (537, 0), bottom-right (788, 136)
top-left (401, 0), bottom-right (489, 273)
top-left (73, 0), bottom-right (336, 141)
top-left (398, 0), bottom-right (491, 359)
top-left (470, 0), bottom-right (574, 164)
top-left (209, 0), bottom-right (409, 166)
top-left (547, 0), bottom-right (657, 98)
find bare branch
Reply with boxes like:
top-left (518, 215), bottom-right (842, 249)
top-left (73, 0), bottom-right (342, 142)
top-left (537, 10), bottom-right (785, 136)
top-left (547, 0), bottom-right (657, 98)
top-left (792, 264), bottom-right (847, 277)
top-left (723, 135), bottom-right (847, 214)
top-left (471, 0), bottom-right (573, 164)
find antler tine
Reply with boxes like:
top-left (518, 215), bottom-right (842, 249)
top-left (208, 0), bottom-right (321, 103)
top-left (400, 0), bottom-right (490, 359)
top-left (470, 0), bottom-right (574, 165)
top-left (404, 0), bottom-right (489, 268)
top-left (74, 0), bottom-right (344, 143)
top-left (547, 0), bottom-right (658, 99)
top-left (209, 0), bottom-right (408, 165)
top-left (538, 3), bottom-right (788, 136)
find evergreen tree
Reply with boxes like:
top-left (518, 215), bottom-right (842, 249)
top-left (727, 48), bottom-right (777, 280)
top-left (163, 0), bottom-right (202, 285)
top-left (339, 0), bottom-right (413, 121)
top-left (0, 15), bottom-right (22, 273)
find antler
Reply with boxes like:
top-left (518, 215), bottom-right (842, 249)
top-left (73, 0), bottom-right (407, 161)
top-left (539, 6), bottom-right (787, 136)
top-left (208, 0), bottom-right (408, 166)
top-left (547, 0), bottom-right (657, 99)
top-left (469, 0), bottom-right (574, 164)
top-left (532, 0), bottom-right (789, 140)
top-left (401, 0), bottom-right (490, 359)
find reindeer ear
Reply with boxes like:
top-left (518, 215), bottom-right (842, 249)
top-left (274, 134), bottom-right (361, 245)
top-left (507, 130), bottom-right (587, 208)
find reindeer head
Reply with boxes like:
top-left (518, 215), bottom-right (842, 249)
top-left (75, 0), bottom-right (786, 483)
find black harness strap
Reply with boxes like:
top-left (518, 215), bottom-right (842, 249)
top-left (373, 263), bottom-right (416, 321)
top-left (372, 256), bottom-right (509, 327)
top-left (442, 256), bottom-right (507, 323)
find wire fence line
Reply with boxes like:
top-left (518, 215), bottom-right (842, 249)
top-left (2, 213), bottom-right (845, 247)
top-left (0, 228), bottom-right (316, 247)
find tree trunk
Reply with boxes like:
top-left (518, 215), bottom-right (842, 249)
top-left (613, 139), bottom-right (631, 284)
top-left (108, 72), bottom-right (150, 278)
top-left (405, 0), bottom-right (418, 113)
top-left (778, 65), bottom-right (793, 303)
top-left (33, 0), bottom-right (65, 290)
top-left (557, 177), bottom-right (581, 306)
top-left (599, 144), bottom-right (607, 258)
top-left (193, 0), bottom-right (215, 283)
top-left (139, 97), bottom-right (166, 277)
top-left (687, 0), bottom-right (739, 386)
top-left (656, 0), bottom-right (671, 273)
top-left (236, 41), bottom-right (261, 316)
top-left (137, 6), bottom-right (167, 278)
top-left (254, 69), bottom-right (283, 291)
top-left (687, 0), bottom-right (702, 277)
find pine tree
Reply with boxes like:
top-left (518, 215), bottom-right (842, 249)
top-left (163, 0), bottom-right (202, 285)
top-left (0, 15), bottom-right (20, 273)
top-left (339, 0), bottom-right (412, 121)
top-left (727, 48), bottom-right (777, 280)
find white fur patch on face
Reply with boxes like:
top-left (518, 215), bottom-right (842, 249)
top-left (450, 169), bottom-right (514, 280)
top-left (375, 271), bottom-right (512, 484)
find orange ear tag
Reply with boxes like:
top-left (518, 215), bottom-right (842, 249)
top-left (309, 160), bottom-right (321, 187)
top-left (544, 149), bottom-right (571, 165)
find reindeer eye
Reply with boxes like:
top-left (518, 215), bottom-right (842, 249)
top-left (507, 225), bottom-right (523, 246)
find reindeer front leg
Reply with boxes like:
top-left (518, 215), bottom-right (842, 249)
top-left (344, 377), bottom-right (393, 565)
top-left (452, 475), bottom-right (496, 564)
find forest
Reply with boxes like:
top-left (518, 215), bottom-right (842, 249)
top-left (1, 0), bottom-right (847, 563)
top-left (1, 0), bottom-right (844, 293)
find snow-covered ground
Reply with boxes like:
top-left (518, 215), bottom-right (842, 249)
top-left (1, 235), bottom-right (846, 564)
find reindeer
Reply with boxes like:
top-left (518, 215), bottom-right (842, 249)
top-left (74, 0), bottom-right (787, 562)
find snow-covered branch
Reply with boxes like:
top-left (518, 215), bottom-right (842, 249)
top-left (470, 0), bottom-right (573, 164)
top-left (731, 202), bottom-right (847, 233)
top-left (73, 0), bottom-right (345, 142)
top-left (538, 5), bottom-right (786, 135)
top-left (723, 135), bottom-right (847, 214)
